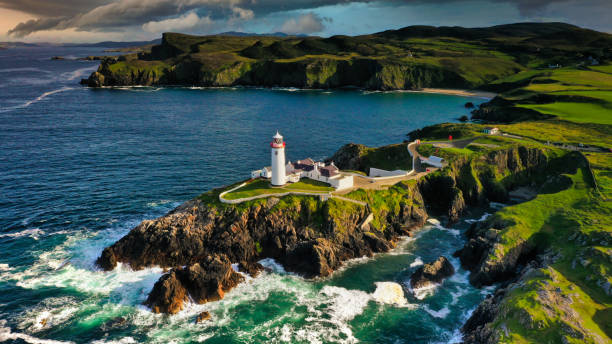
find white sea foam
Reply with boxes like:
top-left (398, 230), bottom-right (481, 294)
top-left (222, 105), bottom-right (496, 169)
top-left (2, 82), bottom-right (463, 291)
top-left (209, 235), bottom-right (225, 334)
top-left (146, 199), bottom-right (175, 208)
top-left (427, 218), bottom-right (461, 235)
top-left (409, 282), bottom-right (439, 300)
top-left (0, 87), bottom-right (74, 113)
top-left (465, 213), bottom-right (491, 224)
top-left (0, 228), bottom-right (44, 240)
top-left (371, 282), bottom-right (415, 308)
top-left (0, 263), bottom-right (11, 271)
top-left (427, 218), bottom-right (441, 225)
top-left (17, 297), bottom-right (80, 332)
top-left (90, 337), bottom-right (137, 344)
top-left (424, 306), bottom-right (451, 318)
top-left (258, 258), bottom-right (288, 274)
top-left (410, 257), bottom-right (424, 268)
top-left (0, 320), bottom-right (74, 344)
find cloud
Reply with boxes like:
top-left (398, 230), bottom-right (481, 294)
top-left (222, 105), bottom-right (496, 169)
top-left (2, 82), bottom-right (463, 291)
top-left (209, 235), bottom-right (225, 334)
top-left (279, 12), bottom-right (326, 34)
top-left (142, 11), bottom-right (214, 34)
top-left (5, 0), bottom-right (368, 37)
top-left (0, 0), bottom-right (111, 17)
top-left (8, 17), bottom-right (68, 37)
top-left (3, 0), bottom-right (611, 39)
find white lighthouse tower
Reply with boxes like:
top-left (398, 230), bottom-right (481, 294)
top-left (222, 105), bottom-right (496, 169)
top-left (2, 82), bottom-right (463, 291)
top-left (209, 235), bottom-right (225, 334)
top-left (270, 131), bottom-right (286, 186)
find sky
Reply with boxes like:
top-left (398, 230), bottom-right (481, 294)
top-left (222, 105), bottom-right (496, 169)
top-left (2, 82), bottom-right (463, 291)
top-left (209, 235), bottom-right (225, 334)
top-left (0, 0), bottom-right (610, 43)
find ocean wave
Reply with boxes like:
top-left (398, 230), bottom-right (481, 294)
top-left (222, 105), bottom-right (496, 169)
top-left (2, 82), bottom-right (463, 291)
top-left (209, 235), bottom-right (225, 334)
top-left (145, 200), bottom-right (177, 208)
top-left (427, 218), bottom-right (460, 235)
top-left (424, 305), bottom-right (451, 318)
top-left (0, 87), bottom-right (74, 113)
top-left (17, 297), bottom-right (80, 333)
top-left (0, 320), bottom-right (74, 344)
top-left (410, 257), bottom-right (424, 268)
top-left (0, 263), bottom-right (11, 271)
top-left (0, 228), bottom-right (44, 240)
top-left (371, 282), bottom-right (416, 308)
top-left (465, 213), bottom-right (491, 224)
top-left (90, 338), bottom-right (137, 344)
top-left (409, 283), bottom-right (439, 300)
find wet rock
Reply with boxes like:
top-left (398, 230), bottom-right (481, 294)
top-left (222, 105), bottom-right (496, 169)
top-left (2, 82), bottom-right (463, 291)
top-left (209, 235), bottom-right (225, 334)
top-left (238, 260), bottom-right (264, 277)
top-left (86, 72), bottom-right (106, 88)
top-left (145, 255), bottom-right (244, 314)
top-left (145, 269), bottom-right (188, 314)
top-left (196, 311), bottom-right (211, 323)
top-left (410, 256), bottom-right (455, 289)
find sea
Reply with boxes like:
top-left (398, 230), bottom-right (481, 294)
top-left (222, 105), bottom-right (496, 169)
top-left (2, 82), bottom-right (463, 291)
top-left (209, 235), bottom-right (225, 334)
top-left (0, 46), bottom-right (496, 344)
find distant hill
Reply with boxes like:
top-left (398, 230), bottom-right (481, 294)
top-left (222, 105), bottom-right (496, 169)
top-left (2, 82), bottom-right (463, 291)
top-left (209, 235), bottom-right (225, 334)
top-left (82, 22), bottom-right (612, 90)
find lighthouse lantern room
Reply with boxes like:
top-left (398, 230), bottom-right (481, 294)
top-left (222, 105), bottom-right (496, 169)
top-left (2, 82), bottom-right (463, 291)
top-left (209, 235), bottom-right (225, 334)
top-left (270, 131), bottom-right (286, 186)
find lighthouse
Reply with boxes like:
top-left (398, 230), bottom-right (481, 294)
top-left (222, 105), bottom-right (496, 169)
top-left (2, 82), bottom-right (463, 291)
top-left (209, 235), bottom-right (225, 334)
top-left (270, 131), bottom-right (286, 186)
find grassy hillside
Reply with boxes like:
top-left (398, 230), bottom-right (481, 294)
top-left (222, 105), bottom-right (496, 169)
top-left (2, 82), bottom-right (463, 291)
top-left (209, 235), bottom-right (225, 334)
top-left (408, 47), bottom-right (610, 342)
top-left (84, 23), bottom-right (612, 90)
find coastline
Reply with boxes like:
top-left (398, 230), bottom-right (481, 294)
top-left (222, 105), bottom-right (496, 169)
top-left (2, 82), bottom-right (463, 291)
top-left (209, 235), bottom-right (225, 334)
top-left (417, 88), bottom-right (497, 99)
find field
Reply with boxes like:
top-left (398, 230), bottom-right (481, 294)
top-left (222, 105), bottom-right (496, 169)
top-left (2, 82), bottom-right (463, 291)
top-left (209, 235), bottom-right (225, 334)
top-left (222, 178), bottom-right (333, 200)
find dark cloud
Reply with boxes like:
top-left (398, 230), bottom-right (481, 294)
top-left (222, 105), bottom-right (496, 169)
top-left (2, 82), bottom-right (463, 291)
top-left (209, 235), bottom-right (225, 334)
top-left (3, 0), bottom-right (611, 37)
top-left (0, 0), bottom-right (112, 17)
top-left (8, 17), bottom-right (68, 37)
top-left (5, 0), bottom-right (375, 36)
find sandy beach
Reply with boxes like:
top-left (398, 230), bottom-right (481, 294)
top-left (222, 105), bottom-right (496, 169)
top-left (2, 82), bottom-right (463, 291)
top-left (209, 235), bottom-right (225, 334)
top-left (418, 88), bottom-right (497, 98)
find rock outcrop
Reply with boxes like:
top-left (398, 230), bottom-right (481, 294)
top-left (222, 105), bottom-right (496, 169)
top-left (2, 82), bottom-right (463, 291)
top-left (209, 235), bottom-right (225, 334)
top-left (145, 254), bottom-right (244, 314)
top-left (196, 311), bottom-right (211, 323)
top-left (97, 182), bottom-right (428, 313)
top-left (97, 142), bottom-right (581, 316)
top-left (410, 256), bottom-right (455, 289)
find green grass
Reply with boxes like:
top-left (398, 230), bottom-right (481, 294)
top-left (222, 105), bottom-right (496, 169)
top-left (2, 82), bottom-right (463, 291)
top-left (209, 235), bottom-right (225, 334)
top-left (223, 178), bottom-right (333, 200)
top-left (481, 160), bottom-right (611, 343)
top-left (354, 143), bottom-right (413, 173)
top-left (589, 65), bottom-right (612, 74)
top-left (284, 178), bottom-right (335, 191)
top-left (499, 120), bottom-right (612, 148)
top-left (519, 102), bottom-right (612, 125)
top-left (343, 180), bottom-right (417, 230)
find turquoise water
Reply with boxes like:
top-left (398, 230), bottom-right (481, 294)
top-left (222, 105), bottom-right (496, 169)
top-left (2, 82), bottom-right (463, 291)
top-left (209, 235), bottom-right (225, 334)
top-left (0, 46), bottom-right (493, 343)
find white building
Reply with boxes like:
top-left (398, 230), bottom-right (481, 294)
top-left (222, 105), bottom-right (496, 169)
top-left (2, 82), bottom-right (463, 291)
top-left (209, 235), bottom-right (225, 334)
top-left (270, 132), bottom-right (286, 186)
top-left (483, 127), bottom-right (500, 135)
top-left (250, 133), bottom-right (354, 190)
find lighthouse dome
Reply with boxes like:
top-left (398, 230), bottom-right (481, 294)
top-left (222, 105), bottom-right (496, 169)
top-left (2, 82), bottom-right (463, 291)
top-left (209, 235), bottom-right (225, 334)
top-left (273, 131), bottom-right (283, 139)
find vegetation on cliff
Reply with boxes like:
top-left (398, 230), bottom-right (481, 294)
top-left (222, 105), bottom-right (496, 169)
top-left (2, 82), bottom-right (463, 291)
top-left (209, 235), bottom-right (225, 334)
top-left (83, 23), bottom-right (611, 90)
top-left (88, 21), bottom-right (611, 342)
top-left (409, 56), bottom-right (610, 342)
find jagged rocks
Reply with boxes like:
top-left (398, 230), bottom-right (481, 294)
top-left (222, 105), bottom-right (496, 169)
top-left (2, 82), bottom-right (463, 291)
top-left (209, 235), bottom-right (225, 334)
top-left (238, 260), bottom-right (264, 278)
top-left (145, 254), bottom-right (244, 314)
top-left (145, 270), bottom-right (188, 314)
top-left (283, 238), bottom-right (339, 278)
top-left (326, 143), bottom-right (369, 171)
top-left (410, 256), bottom-right (455, 289)
top-left (196, 311), bottom-right (211, 323)
top-left (86, 72), bottom-right (105, 87)
top-left (462, 287), bottom-right (506, 344)
top-left (98, 181), bottom-right (428, 313)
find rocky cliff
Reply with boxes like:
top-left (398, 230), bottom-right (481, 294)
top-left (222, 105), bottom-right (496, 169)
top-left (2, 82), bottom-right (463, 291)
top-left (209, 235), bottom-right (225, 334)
top-left (97, 141), bottom-right (573, 315)
top-left (84, 55), bottom-right (470, 90)
top-left (97, 184), bottom-right (428, 313)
